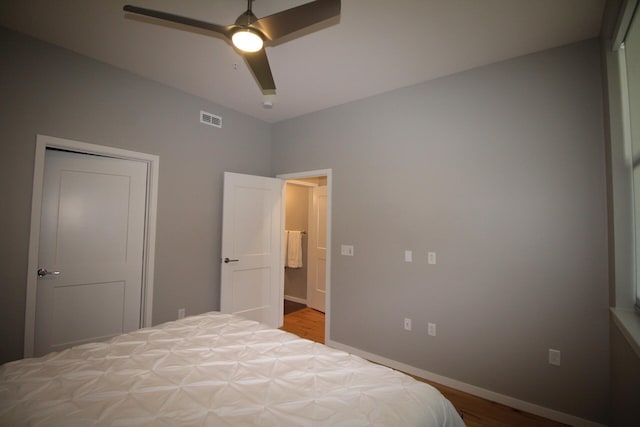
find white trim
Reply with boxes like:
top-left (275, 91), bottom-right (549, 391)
top-left (611, 307), bottom-right (640, 358)
top-left (612, 0), bottom-right (638, 50)
top-left (277, 169), bottom-right (332, 342)
top-left (286, 179), bottom-right (318, 188)
top-left (283, 295), bottom-right (307, 305)
top-left (24, 134), bottom-right (159, 358)
top-left (306, 187), bottom-right (315, 310)
top-left (326, 339), bottom-right (605, 427)
top-left (618, 47), bottom-right (634, 169)
top-left (278, 182), bottom-right (285, 328)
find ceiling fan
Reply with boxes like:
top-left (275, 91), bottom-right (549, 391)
top-left (123, 0), bottom-right (341, 93)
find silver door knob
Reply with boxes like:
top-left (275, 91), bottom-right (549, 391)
top-left (223, 258), bottom-right (239, 263)
top-left (37, 268), bottom-right (60, 278)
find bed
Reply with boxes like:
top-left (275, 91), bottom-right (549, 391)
top-left (0, 312), bottom-right (465, 426)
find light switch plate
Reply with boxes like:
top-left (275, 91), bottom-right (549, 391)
top-left (405, 250), bottom-right (412, 262)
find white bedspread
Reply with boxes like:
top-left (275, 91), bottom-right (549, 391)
top-left (0, 312), bottom-right (465, 426)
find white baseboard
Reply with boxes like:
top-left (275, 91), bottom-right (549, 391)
top-left (284, 295), bottom-right (307, 305)
top-left (326, 339), bottom-right (604, 427)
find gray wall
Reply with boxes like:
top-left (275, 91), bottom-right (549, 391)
top-left (0, 27), bottom-right (272, 364)
top-left (272, 39), bottom-right (609, 422)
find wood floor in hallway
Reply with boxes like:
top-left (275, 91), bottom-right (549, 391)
top-left (282, 306), bottom-right (325, 344)
top-left (280, 305), bottom-right (568, 427)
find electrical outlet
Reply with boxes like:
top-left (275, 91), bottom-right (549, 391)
top-left (405, 250), bottom-right (412, 262)
top-left (428, 252), bottom-right (437, 265)
top-left (428, 322), bottom-right (437, 336)
top-left (178, 308), bottom-right (185, 319)
top-left (548, 349), bottom-right (561, 366)
top-left (404, 318), bottom-right (412, 331)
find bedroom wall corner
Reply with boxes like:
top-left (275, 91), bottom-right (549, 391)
top-left (0, 26), bottom-right (273, 364)
top-left (272, 39), bottom-right (609, 423)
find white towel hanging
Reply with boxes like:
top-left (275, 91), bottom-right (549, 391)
top-left (286, 230), bottom-right (303, 268)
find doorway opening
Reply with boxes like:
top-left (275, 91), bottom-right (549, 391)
top-left (277, 170), bottom-right (331, 343)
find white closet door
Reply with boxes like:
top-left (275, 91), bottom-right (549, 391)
top-left (35, 149), bottom-right (147, 356)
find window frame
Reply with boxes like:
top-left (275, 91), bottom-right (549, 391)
top-left (608, 0), bottom-right (640, 358)
top-left (621, 6), bottom-right (640, 311)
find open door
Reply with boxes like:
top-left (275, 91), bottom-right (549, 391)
top-left (220, 172), bottom-right (283, 328)
top-left (307, 185), bottom-right (327, 312)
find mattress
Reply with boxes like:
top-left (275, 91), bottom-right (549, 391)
top-left (0, 312), bottom-right (465, 426)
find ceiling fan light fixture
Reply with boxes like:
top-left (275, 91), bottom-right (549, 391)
top-left (232, 29), bottom-right (263, 52)
top-left (123, 0), bottom-right (342, 92)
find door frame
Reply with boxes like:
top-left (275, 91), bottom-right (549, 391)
top-left (283, 179), bottom-right (317, 307)
top-left (277, 169), bottom-right (331, 342)
top-left (23, 134), bottom-right (159, 358)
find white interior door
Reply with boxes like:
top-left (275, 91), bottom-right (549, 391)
top-left (307, 185), bottom-right (327, 312)
top-left (220, 172), bottom-right (283, 328)
top-left (34, 149), bottom-right (147, 356)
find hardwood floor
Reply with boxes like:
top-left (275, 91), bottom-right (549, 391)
top-left (282, 307), bottom-right (325, 344)
top-left (281, 306), bottom-right (567, 427)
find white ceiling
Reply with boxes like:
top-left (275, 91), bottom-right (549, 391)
top-left (0, 0), bottom-right (606, 123)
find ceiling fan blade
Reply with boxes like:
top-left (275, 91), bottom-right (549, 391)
top-left (123, 5), bottom-right (231, 37)
top-left (243, 49), bottom-right (276, 92)
top-left (253, 0), bottom-right (340, 41)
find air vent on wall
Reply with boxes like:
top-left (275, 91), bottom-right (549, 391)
top-left (200, 111), bottom-right (222, 128)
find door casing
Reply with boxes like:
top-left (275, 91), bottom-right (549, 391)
top-left (24, 134), bottom-right (159, 358)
